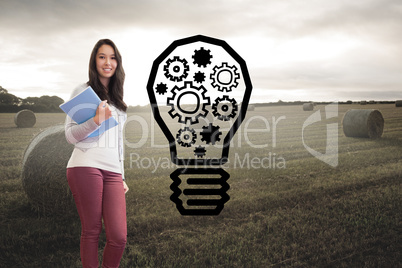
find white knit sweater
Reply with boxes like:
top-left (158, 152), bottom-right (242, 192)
top-left (64, 84), bottom-right (127, 179)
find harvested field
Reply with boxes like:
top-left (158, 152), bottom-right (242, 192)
top-left (0, 104), bottom-right (401, 267)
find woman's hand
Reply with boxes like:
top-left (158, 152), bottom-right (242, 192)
top-left (93, 100), bottom-right (112, 125)
top-left (123, 181), bottom-right (129, 194)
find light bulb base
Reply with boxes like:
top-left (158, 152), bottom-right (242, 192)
top-left (170, 168), bottom-right (230, 216)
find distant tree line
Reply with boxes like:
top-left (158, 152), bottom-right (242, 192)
top-left (1, 85), bottom-right (396, 113)
top-left (0, 85), bottom-right (156, 114)
top-left (0, 86), bottom-right (64, 113)
top-left (127, 105), bottom-right (152, 113)
top-left (252, 99), bottom-right (396, 107)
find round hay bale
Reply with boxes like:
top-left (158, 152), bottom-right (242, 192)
top-left (342, 109), bottom-right (384, 139)
top-left (303, 103), bottom-right (314, 111)
top-left (395, 100), bottom-right (402, 107)
top-left (22, 125), bottom-right (76, 215)
top-left (14, 109), bottom-right (36, 128)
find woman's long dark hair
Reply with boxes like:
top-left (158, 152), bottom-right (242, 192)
top-left (87, 39), bottom-right (127, 112)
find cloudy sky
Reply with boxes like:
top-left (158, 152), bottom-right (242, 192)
top-left (0, 0), bottom-right (401, 105)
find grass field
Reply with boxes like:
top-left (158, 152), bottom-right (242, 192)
top-left (0, 103), bottom-right (401, 267)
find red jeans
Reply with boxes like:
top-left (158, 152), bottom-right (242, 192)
top-left (67, 167), bottom-right (127, 268)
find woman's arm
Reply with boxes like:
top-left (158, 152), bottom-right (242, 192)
top-left (64, 115), bottom-right (100, 144)
top-left (64, 83), bottom-right (112, 144)
top-left (119, 112), bottom-right (128, 193)
top-left (64, 101), bottom-right (112, 144)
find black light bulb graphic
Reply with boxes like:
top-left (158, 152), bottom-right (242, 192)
top-left (147, 35), bottom-right (252, 215)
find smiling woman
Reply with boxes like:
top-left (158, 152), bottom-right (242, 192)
top-left (96, 45), bottom-right (117, 86)
top-left (64, 39), bottom-right (129, 268)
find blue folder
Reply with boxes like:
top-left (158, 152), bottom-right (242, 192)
top-left (59, 86), bottom-right (118, 137)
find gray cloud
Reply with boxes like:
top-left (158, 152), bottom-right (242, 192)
top-left (0, 0), bottom-right (401, 103)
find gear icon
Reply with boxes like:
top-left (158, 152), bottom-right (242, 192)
top-left (155, 82), bottom-right (168, 95)
top-left (200, 123), bottom-right (222, 145)
top-left (164, 56), bottom-right (189, 82)
top-left (176, 127), bottom-right (197, 147)
top-left (194, 145), bottom-right (206, 158)
top-left (192, 47), bottom-right (213, 67)
top-left (212, 95), bottom-right (238, 121)
top-left (210, 62), bottom-right (240, 92)
top-left (193, 71), bottom-right (206, 83)
top-left (167, 81), bottom-right (210, 124)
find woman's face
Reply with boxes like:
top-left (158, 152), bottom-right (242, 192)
top-left (96, 44), bottom-right (117, 86)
